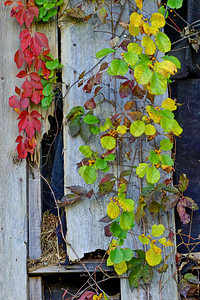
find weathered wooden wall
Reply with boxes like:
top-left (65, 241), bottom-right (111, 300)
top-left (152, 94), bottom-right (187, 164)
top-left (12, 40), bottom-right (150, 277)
top-left (0, 5), bottom-right (27, 300)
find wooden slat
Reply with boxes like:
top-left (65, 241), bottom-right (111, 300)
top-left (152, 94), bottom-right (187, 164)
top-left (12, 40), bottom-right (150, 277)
top-left (28, 261), bottom-right (113, 275)
top-left (0, 6), bottom-right (27, 300)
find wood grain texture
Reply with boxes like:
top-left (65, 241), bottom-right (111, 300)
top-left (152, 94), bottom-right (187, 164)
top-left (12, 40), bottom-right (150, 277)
top-left (0, 6), bottom-right (27, 300)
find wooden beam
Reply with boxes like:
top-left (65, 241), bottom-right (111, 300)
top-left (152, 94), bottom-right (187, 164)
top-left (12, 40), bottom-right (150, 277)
top-left (0, 5), bottom-right (27, 300)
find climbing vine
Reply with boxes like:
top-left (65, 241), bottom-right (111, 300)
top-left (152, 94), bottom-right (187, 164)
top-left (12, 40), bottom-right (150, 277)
top-left (4, 0), bottom-right (200, 298)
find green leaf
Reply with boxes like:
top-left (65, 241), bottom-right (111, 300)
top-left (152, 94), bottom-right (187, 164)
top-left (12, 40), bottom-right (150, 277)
top-left (91, 126), bottom-right (100, 134)
top-left (129, 265), bottom-right (143, 288)
top-left (38, 7), bottom-right (47, 18)
top-left (79, 166), bottom-right (97, 184)
top-left (109, 59), bottom-right (129, 76)
top-left (158, 6), bottom-right (169, 18)
top-left (151, 224), bottom-right (165, 237)
top-left (96, 48), bottom-right (116, 58)
top-left (42, 8), bottom-right (57, 20)
top-left (161, 154), bottom-right (174, 166)
top-left (120, 211), bottom-right (134, 230)
top-left (35, 0), bottom-right (47, 4)
top-left (146, 167), bottom-right (160, 184)
top-left (163, 55), bottom-right (181, 69)
top-left (130, 120), bottom-right (145, 137)
top-left (101, 136), bottom-right (116, 150)
top-left (134, 64), bottom-right (152, 84)
top-left (123, 52), bottom-right (138, 67)
top-left (110, 221), bottom-right (122, 237)
top-left (41, 95), bottom-right (52, 108)
top-left (96, 158), bottom-right (107, 170)
top-left (67, 106), bottom-right (84, 119)
top-left (167, 0), bottom-right (183, 9)
top-left (80, 121), bottom-right (91, 143)
top-left (150, 72), bottom-right (167, 95)
top-left (43, 83), bottom-right (51, 96)
top-left (69, 117), bottom-right (81, 137)
top-left (149, 150), bottom-right (160, 164)
top-left (184, 273), bottom-right (200, 284)
top-left (160, 116), bottom-right (173, 132)
top-left (121, 248), bottom-right (134, 261)
top-left (171, 119), bottom-right (183, 136)
top-left (83, 115), bottom-right (99, 124)
top-left (142, 264), bottom-right (153, 284)
top-left (104, 154), bottom-right (116, 161)
top-left (79, 145), bottom-right (92, 158)
top-left (160, 138), bottom-right (173, 150)
top-left (155, 32), bottom-right (171, 53)
top-left (99, 180), bottom-right (115, 197)
top-left (179, 174), bottom-right (189, 193)
top-left (46, 59), bottom-right (59, 69)
top-left (43, 3), bottom-right (55, 9)
top-left (110, 248), bottom-right (123, 264)
top-left (136, 163), bottom-right (149, 178)
top-left (139, 235), bottom-right (150, 245)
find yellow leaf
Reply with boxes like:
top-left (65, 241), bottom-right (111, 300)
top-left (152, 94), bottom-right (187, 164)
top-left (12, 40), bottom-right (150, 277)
top-left (135, 0), bottom-right (143, 10)
top-left (143, 22), bottom-right (159, 36)
top-left (130, 12), bottom-right (143, 27)
top-left (127, 42), bottom-right (143, 54)
top-left (107, 202), bottom-right (120, 219)
top-left (150, 13), bottom-right (165, 28)
top-left (134, 64), bottom-right (152, 85)
top-left (129, 23), bottom-right (140, 36)
top-left (158, 237), bottom-right (174, 246)
top-left (161, 98), bottom-right (177, 111)
top-left (114, 260), bottom-right (127, 275)
top-left (146, 106), bottom-right (160, 123)
top-left (141, 36), bottom-right (156, 55)
top-left (154, 61), bottom-right (177, 77)
top-left (117, 125), bottom-right (127, 134)
top-left (151, 224), bottom-right (165, 237)
top-left (93, 296), bottom-right (99, 300)
top-left (146, 248), bottom-right (162, 266)
top-left (139, 235), bottom-right (150, 244)
top-left (145, 124), bottom-right (156, 136)
top-left (150, 242), bottom-right (162, 255)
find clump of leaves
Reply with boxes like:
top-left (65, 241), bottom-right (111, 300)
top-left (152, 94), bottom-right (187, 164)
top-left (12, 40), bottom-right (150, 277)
top-left (35, 0), bottom-right (63, 22)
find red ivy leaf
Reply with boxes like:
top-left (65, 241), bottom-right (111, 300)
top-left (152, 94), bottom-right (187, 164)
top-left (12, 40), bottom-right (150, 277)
top-left (15, 135), bottom-right (37, 159)
top-left (16, 70), bottom-right (27, 78)
top-left (18, 110), bottom-right (41, 138)
top-left (30, 37), bottom-right (41, 56)
top-left (4, 0), bottom-right (14, 6)
top-left (19, 29), bottom-right (30, 38)
top-left (35, 32), bottom-right (49, 49)
top-left (9, 95), bottom-right (20, 109)
top-left (119, 80), bottom-right (135, 98)
top-left (15, 86), bottom-right (21, 95)
top-left (30, 72), bottom-right (40, 82)
top-left (132, 84), bottom-right (145, 99)
top-left (31, 90), bottom-right (41, 104)
top-left (14, 49), bottom-right (24, 68)
top-left (84, 98), bottom-right (96, 110)
top-left (24, 49), bottom-right (34, 66)
top-left (77, 291), bottom-right (95, 300)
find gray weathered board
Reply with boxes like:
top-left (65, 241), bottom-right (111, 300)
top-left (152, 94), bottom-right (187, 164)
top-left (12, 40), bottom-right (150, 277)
top-left (61, 0), bottom-right (178, 299)
top-left (0, 5), bottom-right (27, 300)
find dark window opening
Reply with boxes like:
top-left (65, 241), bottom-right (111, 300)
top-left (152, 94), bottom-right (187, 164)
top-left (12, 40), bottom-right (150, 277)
top-left (43, 273), bottom-right (120, 300)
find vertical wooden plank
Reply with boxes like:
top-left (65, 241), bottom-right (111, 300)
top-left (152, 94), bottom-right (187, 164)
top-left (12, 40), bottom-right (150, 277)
top-left (28, 17), bottom-right (59, 300)
top-left (0, 5), bottom-right (27, 300)
top-left (60, 0), bottom-right (178, 299)
top-left (60, 0), bottom-right (130, 262)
